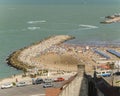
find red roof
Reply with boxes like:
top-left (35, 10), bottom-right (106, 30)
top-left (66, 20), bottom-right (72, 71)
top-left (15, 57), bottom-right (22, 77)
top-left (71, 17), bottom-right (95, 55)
top-left (100, 65), bottom-right (110, 69)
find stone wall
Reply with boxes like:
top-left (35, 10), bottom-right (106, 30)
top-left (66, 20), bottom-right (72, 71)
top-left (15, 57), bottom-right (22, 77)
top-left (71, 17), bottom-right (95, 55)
top-left (58, 65), bottom-right (88, 96)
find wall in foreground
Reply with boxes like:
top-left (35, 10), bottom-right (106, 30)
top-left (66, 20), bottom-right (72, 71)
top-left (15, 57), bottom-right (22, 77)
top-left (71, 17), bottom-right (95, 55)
top-left (58, 65), bottom-right (88, 96)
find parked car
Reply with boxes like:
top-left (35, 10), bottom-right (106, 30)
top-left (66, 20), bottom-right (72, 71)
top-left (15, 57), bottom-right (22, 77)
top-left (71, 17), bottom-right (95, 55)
top-left (54, 77), bottom-right (65, 82)
top-left (96, 70), bottom-right (112, 77)
top-left (113, 72), bottom-right (120, 76)
top-left (43, 78), bottom-right (53, 83)
top-left (43, 83), bottom-right (53, 88)
top-left (1, 83), bottom-right (13, 89)
top-left (32, 78), bottom-right (44, 85)
top-left (16, 81), bottom-right (27, 87)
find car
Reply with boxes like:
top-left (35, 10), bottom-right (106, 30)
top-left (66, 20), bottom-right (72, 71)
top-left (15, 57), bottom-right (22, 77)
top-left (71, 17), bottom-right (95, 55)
top-left (16, 81), bottom-right (27, 87)
top-left (96, 70), bottom-right (112, 77)
top-left (32, 78), bottom-right (44, 85)
top-left (113, 72), bottom-right (120, 76)
top-left (54, 77), bottom-right (65, 82)
top-left (43, 78), bottom-right (53, 83)
top-left (1, 83), bottom-right (13, 89)
top-left (43, 83), bottom-right (53, 88)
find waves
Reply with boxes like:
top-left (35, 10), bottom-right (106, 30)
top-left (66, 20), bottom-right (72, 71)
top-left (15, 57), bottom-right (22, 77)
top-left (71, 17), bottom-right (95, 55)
top-left (27, 20), bottom-right (46, 30)
top-left (27, 27), bottom-right (40, 30)
top-left (78, 24), bottom-right (98, 29)
top-left (27, 20), bottom-right (46, 24)
top-left (26, 20), bottom-right (98, 31)
top-left (71, 24), bottom-right (98, 32)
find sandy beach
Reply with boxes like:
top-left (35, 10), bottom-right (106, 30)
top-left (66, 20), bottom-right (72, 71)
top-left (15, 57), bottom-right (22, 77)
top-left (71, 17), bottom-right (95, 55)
top-left (7, 35), bottom-right (76, 71)
top-left (7, 35), bottom-right (120, 76)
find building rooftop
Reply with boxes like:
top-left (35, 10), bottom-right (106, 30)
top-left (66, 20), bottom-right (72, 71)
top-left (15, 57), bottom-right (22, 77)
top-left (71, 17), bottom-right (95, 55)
top-left (93, 49), bottom-right (111, 59)
top-left (107, 49), bottom-right (120, 58)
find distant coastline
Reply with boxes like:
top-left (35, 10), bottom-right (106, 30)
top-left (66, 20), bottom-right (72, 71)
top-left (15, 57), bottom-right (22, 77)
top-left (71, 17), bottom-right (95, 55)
top-left (6, 35), bottom-right (74, 72)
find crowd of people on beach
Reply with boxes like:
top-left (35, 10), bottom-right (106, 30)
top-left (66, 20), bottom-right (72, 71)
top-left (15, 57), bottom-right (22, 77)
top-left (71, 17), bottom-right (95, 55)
top-left (17, 34), bottom-right (120, 73)
top-left (17, 34), bottom-right (97, 72)
top-left (18, 35), bottom-right (73, 69)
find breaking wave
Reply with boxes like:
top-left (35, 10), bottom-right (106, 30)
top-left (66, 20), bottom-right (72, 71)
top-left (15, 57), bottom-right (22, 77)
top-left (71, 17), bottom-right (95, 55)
top-left (27, 27), bottom-right (40, 30)
top-left (78, 24), bottom-right (98, 29)
top-left (27, 20), bottom-right (46, 24)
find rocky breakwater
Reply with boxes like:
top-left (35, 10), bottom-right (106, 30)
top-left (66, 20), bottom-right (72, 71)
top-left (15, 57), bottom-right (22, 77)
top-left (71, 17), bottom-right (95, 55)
top-left (6, 35), bottom-right (74, 71)
top-left (100, 14), bottom-right (120, 24)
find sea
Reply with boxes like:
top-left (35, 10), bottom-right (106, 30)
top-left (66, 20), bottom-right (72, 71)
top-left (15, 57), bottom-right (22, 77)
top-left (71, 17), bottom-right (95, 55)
top-left (0, 0), bottom-right (120, 78)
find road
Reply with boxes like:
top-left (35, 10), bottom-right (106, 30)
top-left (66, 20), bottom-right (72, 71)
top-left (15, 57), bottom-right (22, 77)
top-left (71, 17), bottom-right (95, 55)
top-left (0, 84), bottom-right (45, 96)
top-left (0, 82), bottom-right (62, 96)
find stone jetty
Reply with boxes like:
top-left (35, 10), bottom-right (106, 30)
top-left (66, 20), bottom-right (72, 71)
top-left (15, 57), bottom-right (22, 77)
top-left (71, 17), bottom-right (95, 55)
top-left (6, 35), bottom-right (74, 71)
top-left (100, 14), bottom-right (120, 24)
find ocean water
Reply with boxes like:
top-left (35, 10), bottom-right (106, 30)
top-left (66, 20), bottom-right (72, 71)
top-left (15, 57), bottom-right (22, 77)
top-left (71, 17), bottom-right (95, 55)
top-left (0, 0), bottom-right (120, 78)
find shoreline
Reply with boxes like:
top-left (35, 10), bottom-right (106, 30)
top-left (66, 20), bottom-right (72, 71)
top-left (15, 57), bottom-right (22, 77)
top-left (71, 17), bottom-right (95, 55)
top-left (6, 35), bottom-right (75, 72)
top-left (6, 35), bottom-right (120, 74)
top-left (4, 35), bottom-right (120, 86)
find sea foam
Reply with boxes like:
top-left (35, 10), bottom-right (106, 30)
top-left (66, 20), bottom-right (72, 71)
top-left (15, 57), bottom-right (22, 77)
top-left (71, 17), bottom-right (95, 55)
top-left (79, 24), bottom-right (98, 29)
top-left (27, 27), bottom-right (40, 30)
top-left (27, 20), bottom-right (46, 24)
